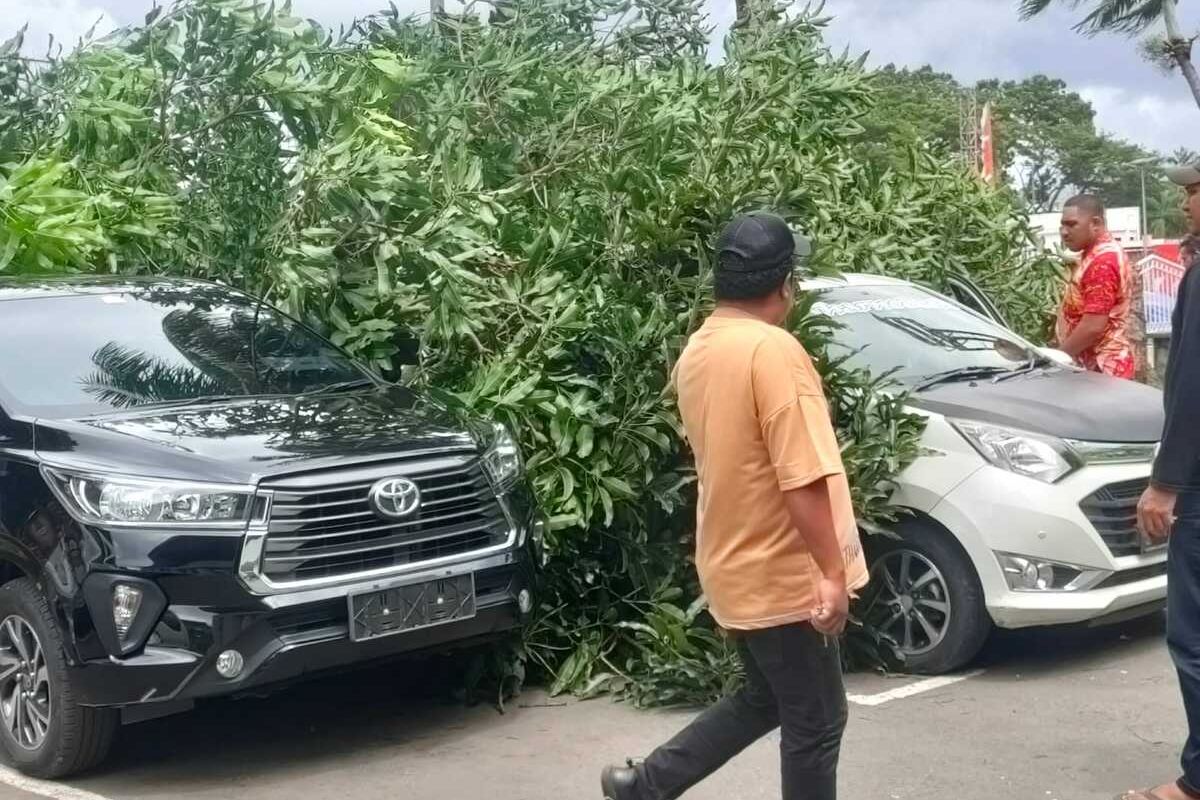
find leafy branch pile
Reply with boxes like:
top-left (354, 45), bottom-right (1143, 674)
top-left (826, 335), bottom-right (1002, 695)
top-left (1, 0), bottom-right (1058, 704)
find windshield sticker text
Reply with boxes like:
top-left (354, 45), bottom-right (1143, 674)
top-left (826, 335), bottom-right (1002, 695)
top-left (812, 297), bottom-right (953, 317)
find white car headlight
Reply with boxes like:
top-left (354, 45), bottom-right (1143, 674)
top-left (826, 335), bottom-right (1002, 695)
top-left (44, 468), bottom-right (254, 527)
top-left (1065, 439), bottom-right (1159, 465)
top-left (481, 423), bottom-right (523, 492)
top-left (951, 420), bottom-right (1076, 483)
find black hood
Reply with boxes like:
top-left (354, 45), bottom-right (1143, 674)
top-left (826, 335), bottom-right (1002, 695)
top-left (910, 368), bottom-right (1164, 443)
top-left (33, 388), bottom-right (480, 484)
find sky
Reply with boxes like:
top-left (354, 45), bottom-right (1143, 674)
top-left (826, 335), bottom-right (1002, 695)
top-left (5, 0), bottom-right (1198, 155)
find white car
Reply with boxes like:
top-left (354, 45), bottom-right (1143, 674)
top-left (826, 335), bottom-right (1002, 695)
top-left (805, 274), bottom-right (1167, 674)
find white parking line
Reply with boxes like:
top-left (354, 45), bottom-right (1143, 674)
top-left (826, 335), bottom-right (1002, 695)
top-left (0, 765), bottom-right (113, 800)
top-left (846, 669), bottom-right (985, 707)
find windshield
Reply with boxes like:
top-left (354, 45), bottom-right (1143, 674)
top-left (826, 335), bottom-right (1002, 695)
top-left (0, 284), bottom-right (368, 417)
top-left (812, 283), bottom-right (1038, 386)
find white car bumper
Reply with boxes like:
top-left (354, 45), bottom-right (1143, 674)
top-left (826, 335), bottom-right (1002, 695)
top-left (987, 573), bottom-right (1166, 628)
top-left (916, 459), bottom-right (1167, 631)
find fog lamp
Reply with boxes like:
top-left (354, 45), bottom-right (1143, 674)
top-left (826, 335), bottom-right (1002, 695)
top-left (112, 585), bottom-right (144, 641)
top-left (216, 650), bottom-right (245, 679)
top-left (997, 553), bottom-right (1084, 591)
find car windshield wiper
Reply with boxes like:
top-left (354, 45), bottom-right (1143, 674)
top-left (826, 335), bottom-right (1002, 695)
top-left (131, 380), bottom-right (376, 410)
top-left (914, 366), bottom-right (1011, 392)
top-left (991, 354), bottom-right (1054, 383)
top-left (297, 378), bottom-right (378, 397)
top-left (111, 393), bottom-right (284, 413)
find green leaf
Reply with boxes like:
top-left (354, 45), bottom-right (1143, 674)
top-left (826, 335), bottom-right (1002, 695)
top-left (557, 466), bottom-right (576, 503)
top-left (498, 375), bottom-right (540, 406)
top-left (601, 476), bottom-right (634, 499)
top-left (0, 234), bottom-right (21, 271)
top-left (370, 56), bottom-right (408, 81)
top-left (598, 486), bottom-right (614, 527)
top-left (576, 424), bottom-right (595, 458)
top-left (476, 205), bottom-right (498, 227)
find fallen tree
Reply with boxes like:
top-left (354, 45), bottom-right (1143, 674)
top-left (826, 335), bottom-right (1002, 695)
top-left (0, 0), bottom-right (1059, 704)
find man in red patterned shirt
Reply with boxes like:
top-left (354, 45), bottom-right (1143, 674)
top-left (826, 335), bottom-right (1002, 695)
top-left (1054, 194), bottom-right (1135, 379)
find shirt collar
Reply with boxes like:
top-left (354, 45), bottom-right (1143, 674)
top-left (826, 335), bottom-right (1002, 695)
top-left (708, 306), bottom-right (771, 324)
top-left (1082, 231), bottom-right (1114, 259)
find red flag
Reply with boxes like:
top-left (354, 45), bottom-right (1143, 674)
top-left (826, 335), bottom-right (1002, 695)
top-left (980, 102), bottom-right (996, 184)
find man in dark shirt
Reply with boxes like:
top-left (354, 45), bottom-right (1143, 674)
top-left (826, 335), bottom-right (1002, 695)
top-left (1121, 163), bottom-right (1200, 800)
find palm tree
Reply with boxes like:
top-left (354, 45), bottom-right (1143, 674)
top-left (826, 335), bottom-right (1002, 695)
top-left (81, 343), bottom-right (226, 409)
top-left (1147, 177), bottom-right (1189, 237)
top-left (1172, 147), bottom-right (1200, 165)
top-left (79, 303), bottom-right (267, 408)
top-left (1018, 0), bottom-right (1200, 110)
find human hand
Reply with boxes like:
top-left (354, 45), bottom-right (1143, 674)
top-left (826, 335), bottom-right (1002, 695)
top-left (812, 575), bottom-right (849, 636)
top-left (1137, 484), bottom-right (1178, 543)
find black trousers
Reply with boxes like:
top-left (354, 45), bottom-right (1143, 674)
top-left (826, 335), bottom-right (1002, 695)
top-left (1170, 493), bottom-right (1200, 796)
top-left (634, 622), bottom-right (847, 800)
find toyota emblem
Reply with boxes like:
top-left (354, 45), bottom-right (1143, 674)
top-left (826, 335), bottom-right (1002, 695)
top-left (368, 477), bottom-right (422, 520)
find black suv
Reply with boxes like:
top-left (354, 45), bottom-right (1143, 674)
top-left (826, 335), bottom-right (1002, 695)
top-left (0, 277), bottom-right (541, 777)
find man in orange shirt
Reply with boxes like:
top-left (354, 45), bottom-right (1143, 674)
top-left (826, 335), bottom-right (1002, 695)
top-left (1055, 194), bottom-right (1135, 379)
top-left (601, 212), bottom-right (868, 800)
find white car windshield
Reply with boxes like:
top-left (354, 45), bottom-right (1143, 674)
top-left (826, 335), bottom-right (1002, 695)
top-left (812, 283), bottom-right (1040, 387)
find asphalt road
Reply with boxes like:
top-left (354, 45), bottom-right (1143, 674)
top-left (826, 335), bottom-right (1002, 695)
top-left (1, 612), bottom-right (1186, 800)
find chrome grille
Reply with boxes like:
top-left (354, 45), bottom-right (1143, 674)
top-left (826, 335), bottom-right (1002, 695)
top-left (257, 453), bottom-right (509, 584)
top-left (1081, 478), bottom-right (1156, 558)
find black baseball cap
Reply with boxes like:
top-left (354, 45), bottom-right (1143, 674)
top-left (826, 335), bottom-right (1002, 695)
top-left (1167, 162), bottom-right (1200, 187)
top-left (716, 211), bottom-right (812, 274)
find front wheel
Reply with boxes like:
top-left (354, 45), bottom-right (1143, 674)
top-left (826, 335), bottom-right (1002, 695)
top-left (860, 522), bottom-right (992, 674)
top-left (0, 578), bottom-right (118, 778)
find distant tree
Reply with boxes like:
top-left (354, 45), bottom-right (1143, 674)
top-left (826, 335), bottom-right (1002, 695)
top-left (978, 76), bottom-right (1094, 209)
top-left (863, 68), bottom-right (1158, 211)
top-left (1146, 176), bottom-right (1190, 237)
top-left (1171, 147), bottom-right (1200, 165)
top-left (857, 66), bottom-right (963, 165)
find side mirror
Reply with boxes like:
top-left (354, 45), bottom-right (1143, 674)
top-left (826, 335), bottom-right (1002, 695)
top-left (393, 333), bottom-right (421, 367)
top-left (1037, 347), bottom-right (1075, 367)
top-left (370, 333), bottom-right (422, 385)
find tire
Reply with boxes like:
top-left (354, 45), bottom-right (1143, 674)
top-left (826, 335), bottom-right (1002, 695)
top-left (0, 578), bottom-right (118, 778)
top-left (861, 521), bottom-right (992, 675)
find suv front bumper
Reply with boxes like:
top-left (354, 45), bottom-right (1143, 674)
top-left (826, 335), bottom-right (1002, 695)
top-left (70, 548), bottom-right (534, 709)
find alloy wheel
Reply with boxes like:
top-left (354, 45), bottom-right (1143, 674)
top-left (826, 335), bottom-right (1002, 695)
top-left (863, 549), bottom-right (952, 657)
top-left (0, 615), bottom-right (51, 750)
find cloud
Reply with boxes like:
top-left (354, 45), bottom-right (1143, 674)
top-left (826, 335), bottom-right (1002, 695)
top-left (1081, 85), bottom-right (1197, 155)
top-left (821, 0), bottom-right (1030, 76)
top-left (6, 0), bottom-right (115, 55)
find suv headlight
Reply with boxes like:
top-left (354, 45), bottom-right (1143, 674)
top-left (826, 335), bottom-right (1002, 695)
top-left (44, 468), bottom-right (254, 528)
top-left (951, 420), bottom-right (1076, 483)
top-left (481, 423), bottom-right (523, 492)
